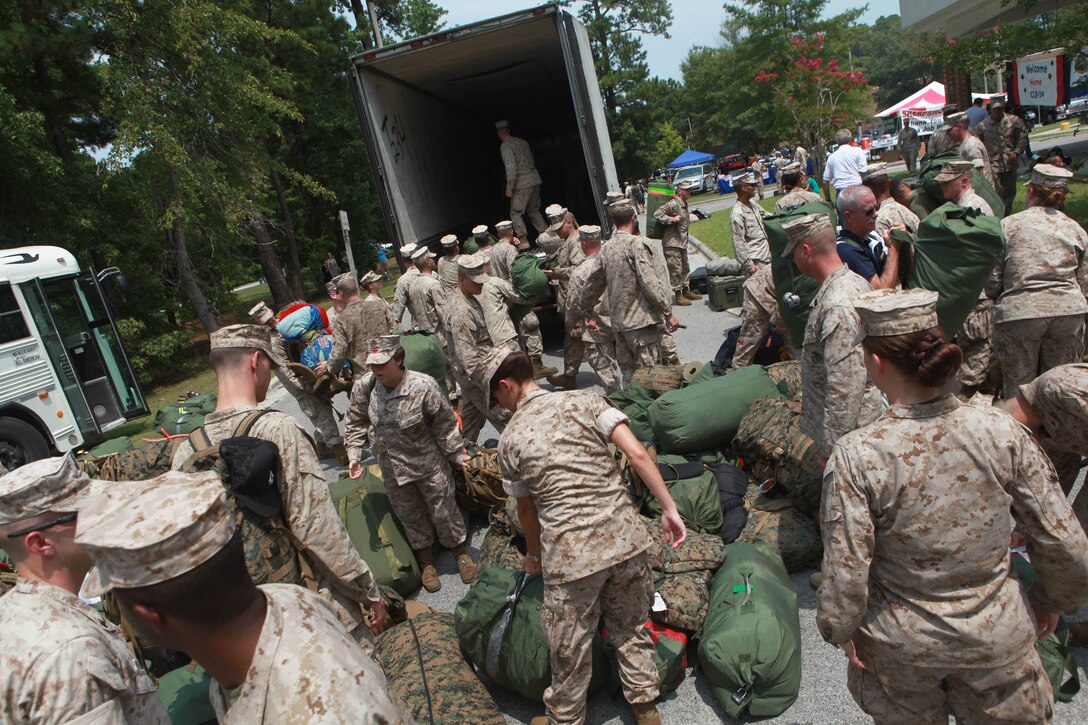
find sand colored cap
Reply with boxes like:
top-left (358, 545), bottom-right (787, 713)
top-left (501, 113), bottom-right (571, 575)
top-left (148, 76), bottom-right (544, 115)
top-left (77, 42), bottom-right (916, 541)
top-left (75, 471), bottom-right (236, 597)
top-left (331, 271), bottom-right (354, 288)
top-left (410, 246), bottom-right (435, 262)
top-left (989, 98), bottom-right (1006, 109)
top-left (494, 119), bottom-right (510, 130)
top-left (1027, 163), bottom-right (1073, 189)
top-left (440, 234), bottom-right (459, 248)
top-left (399, 243), bottom-right (418, 257)
top-left (735, 172), bottom-right (758, 186)
top-left (546, 206), bottom-right (569, 231)
top-left (609, 197), bottom-right (635, 214)
top-left (481, 343), bottom-right (521, 406)
top-left (604, 191), bottom-right (626, 203)
top-left (471, 225), bottom-right (489, 236)
top-left (946, 111), bottom-right (968, 126)
top-left (210, 324), bottom-right (286, 368)
top-left (782, 162), bottom-right (802, 174)
top-left (359, 270), bottom-right (383, 286)
top-left (933, 160), bottom-right (974, 182)
top-left (860, 162), bottom-right (889, 181)
top-left (495, 220), bottom-right (513, 231)
top-left (578, 224), bottom-right (602, 242)
top-left (0, 455), bottom-right (108, 526)
top-left (248, 301), bottom-right (275, 325)
top-left (852, 288), bottom-right (940, 345)
top-left (780, 213), bottom-right (834, 258)
top-left (458, 252), bottom-right (489, 283)
top-left (365, 335), bottom-right (401, 366)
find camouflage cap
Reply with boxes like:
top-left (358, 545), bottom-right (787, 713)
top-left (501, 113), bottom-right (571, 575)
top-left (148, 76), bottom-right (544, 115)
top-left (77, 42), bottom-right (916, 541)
top-left (933, 160), bottom-right (974, 182)
top-left (579, 224), bottom-right (602, 242)
top-left (0, 455), bottom-right (108, 526)
top-left (734, 172), bottom-right (758, 186)
top-left (365, 335), bottom-right (402, 366)
top-left (1027, 163), bottom-right (1073, 189)
top-left (471, 224), bottom-right (489, 236)
top-left (860, 162), bottom-right (889, 181)
top-left (988, 98), bottom-right (1005, 109)
top-left (359, 270), bottom-right (383, 286)
top-left (410, 246), bottom-right (436, 262)
top-left (482, 343), bottom-right (521, 405)
top-left (494, 119), bottom-right (510, 130)
top-left (495, 220), bottom-right (513, 231)
top-left (458, 252), bottom-right (489, 283)
top-left (440, 234), bottom-right (459, 247)
top-left (604, 191), bottom-right (626, 203)
top-left (210, 324), bottom-right (286, 368)
top-left (546, 206), bottom-right (569, 231)
top-left (247, 301), bottom-right (275, 325)
top-left (946, 111), bottom-right (969, 126)
top-left (781, 213), bottom-right (834, 258)
top-left (399, 243), bottom-right (418, 257)
top-left (852, 288), bottom-right (940, 345)
top-left (781, 162), bottom-right (802, 174)
top-left (609, 197), bottom-right (635, 214)
top-left (331, 271), bottom-right (354, 288)
top-left (76, 471), bottom-right (235, 597)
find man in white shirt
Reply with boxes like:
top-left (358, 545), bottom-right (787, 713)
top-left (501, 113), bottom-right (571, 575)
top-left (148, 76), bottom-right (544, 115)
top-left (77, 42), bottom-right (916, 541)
top-left (822, 128), bottom-right (867, 226)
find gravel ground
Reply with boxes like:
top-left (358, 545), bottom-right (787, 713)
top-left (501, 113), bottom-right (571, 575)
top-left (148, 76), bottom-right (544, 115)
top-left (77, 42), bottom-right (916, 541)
top-left (266, 235), bottom-right (1088, 724)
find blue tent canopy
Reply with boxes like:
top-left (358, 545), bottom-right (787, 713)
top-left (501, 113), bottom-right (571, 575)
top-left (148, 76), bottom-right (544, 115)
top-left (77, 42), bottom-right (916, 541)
top-left (666, 149), bottom-right (716, 168)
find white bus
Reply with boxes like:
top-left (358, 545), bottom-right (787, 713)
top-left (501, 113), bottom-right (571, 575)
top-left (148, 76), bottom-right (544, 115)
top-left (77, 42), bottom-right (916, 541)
top-left (0, 246), bottom-right (148, 468)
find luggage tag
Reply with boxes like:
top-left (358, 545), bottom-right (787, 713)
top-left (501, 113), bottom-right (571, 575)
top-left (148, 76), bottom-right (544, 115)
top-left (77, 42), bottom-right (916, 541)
top-left (652, 592), bottom-right (668, 613)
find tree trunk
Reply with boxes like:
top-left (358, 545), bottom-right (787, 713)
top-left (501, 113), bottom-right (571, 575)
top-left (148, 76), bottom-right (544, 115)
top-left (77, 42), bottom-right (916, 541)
top-left (271, 170), bottom-right (306, 298)
top-left (349, 0), bottom-right (373, 49)
top-left (249, 215), bottom-right (293, 309)
top-left (168, 170), bottom-right (219, 335)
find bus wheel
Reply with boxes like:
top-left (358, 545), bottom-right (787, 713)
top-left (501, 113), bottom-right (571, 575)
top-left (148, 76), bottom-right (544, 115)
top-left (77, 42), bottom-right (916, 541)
top-left (0, 419), bottom-right (50, 471)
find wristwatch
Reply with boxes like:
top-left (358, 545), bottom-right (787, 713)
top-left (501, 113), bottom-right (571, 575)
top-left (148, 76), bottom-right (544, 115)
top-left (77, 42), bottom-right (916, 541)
top-left (526, 554), bottom-right (541, 563)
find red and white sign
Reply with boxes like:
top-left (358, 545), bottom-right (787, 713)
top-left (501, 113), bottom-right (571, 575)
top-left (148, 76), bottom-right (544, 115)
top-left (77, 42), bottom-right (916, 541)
top-left (1016, 53), bottom-right (1063, 107)
top-left (901, 108), bottom-right (944, 135)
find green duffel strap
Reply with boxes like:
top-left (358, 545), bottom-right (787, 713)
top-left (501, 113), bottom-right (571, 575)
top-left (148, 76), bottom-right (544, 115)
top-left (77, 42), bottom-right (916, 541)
top-left (1046, 618), bottom-right (1080, 703)
top-left (341, 487), bottom-right (408, 585)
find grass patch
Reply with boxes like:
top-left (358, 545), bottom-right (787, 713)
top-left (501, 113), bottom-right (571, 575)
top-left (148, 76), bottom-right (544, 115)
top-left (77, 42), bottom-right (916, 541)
top-left (689, 196), bottom-right (780, 258)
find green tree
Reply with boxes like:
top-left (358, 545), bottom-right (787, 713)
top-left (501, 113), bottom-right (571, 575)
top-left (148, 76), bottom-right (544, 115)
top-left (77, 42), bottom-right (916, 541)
top-left (653, 120), bottom-right (685, 169)
top-left (852, 15), bottom-right (940, 109)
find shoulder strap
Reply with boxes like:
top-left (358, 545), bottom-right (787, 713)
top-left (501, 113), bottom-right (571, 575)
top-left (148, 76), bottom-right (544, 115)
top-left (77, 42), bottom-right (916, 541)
top-left (233, 409), bottom-right (273, 438)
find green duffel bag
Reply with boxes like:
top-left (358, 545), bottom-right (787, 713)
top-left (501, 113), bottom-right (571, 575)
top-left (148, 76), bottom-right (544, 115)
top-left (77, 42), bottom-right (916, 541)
top-left (376, 612), bottom-right (506, 725)
top-left (454, 566), bottom-right (608, 701)
top-left (913, 152), bottom-right (1006, 220)
top-left (893, 203), bottom-right (1005, 336)
top-left (699, 541), bottom-right (801, 718)
top-left (645, 180), bottom-right (676, 240)
top-left (648, 365), bottom-right (783, 454)
top-left (509, 253), bottom-right (549, 323)
top-left (765, 201), bottom-right (835, 345)
top-left (155, 663), bottom-right (216, 725)
top-left (1011, 553), bottom-right (1081, 702)
top-left (329, 468), bottom-right (421, 595)
top-left (400, 329), bottom-right (448, 400)
top-left (685, 360), bottom-right (718, 387)
top-left (151, 393), bottom-right (217, 435)
top-left (645, 454), bottom-right (724, 535)
top-left (607, 383), bottom-right (655, 442)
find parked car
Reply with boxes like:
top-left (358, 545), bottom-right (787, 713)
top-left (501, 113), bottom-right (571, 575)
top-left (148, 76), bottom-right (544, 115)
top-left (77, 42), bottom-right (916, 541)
top-left (673, 164), bottom-right (709, 193)
top-left (718, 153), bottom-right (746, 173)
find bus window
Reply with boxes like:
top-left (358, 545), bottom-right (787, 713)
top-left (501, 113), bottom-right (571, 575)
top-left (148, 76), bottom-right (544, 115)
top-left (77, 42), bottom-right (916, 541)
top-left (0, 286), bottom-right (30, 344)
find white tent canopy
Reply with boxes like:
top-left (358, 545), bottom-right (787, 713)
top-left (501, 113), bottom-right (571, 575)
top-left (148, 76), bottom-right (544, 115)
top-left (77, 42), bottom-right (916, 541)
top-left (876, 81), bottom-right (947, 117)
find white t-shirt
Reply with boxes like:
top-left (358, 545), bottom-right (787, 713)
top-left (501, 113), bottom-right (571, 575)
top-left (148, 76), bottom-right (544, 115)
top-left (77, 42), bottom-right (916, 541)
top-left (823, 145), bottom-right (867, 191)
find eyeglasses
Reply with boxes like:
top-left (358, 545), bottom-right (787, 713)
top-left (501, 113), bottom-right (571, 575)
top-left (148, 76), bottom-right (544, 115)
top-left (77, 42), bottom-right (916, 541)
top-left (5, 512), bottom-right (78, 539)
top-left (863, 206), bottom-right (877, 218)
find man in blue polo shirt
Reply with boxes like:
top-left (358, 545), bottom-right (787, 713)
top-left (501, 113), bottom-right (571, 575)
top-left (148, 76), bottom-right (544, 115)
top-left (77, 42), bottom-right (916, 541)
top-left (836, 185), bottom-right (901, 290)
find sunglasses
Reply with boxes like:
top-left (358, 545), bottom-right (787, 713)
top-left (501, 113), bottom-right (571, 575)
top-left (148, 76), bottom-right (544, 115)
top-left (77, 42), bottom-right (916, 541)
top-left (847, 206), bottom-right (878, 218)
top-left (6, 511), bottom-right (78, 539)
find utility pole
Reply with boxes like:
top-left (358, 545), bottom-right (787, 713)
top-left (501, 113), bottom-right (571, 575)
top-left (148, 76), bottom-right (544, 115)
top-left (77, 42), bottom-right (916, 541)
top-left (367, 0), bottom-right (384, 48)
top-left (338, 211), bottom-right (357, 277)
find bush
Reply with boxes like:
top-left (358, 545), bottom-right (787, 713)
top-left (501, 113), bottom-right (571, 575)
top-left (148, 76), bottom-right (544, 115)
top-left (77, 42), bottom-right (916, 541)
top-left (116, 318), bottom-right (193, 385)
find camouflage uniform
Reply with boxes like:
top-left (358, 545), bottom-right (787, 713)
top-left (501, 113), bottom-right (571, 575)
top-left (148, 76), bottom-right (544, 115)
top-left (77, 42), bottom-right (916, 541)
top-left (730, 199), bottom-right (771, 273)
top-left (733, 264), bottom-right (783, 368)
top-left (573, 230), bottom-right (672, 386)
top-left (945, 188), bottom-right (996, 391)
top-left (172, 408), bottom-right (382, 640)
top-left (774, 187), bottom-right (821, 214)
top-left (344, 370), bottom-right (467, 551)
top-left (874, 197), bottom-right (919, 237)
top-left (436, 253), bottom-right (461, 295)
top-left (553, 234), bottom-right (588, 378)
top-left (751, 158), bottom-right (765, 199)
top-left (210, 585), bottom-right (412, 723)
top-left (270, 333), bottom-right (342, 447)
top-left (922, 126), bottom-right (953, 160)
top-left (326, 298), bottom-right (395, 375)
top-left (489, 240), bottom-right (517, 281)
top-left (501, 135), bottom-right (546, 240)
top-left (445, 289), bottom-right (513, 442)
top-left (819, 394), bottom-right (1088, 724)
top-left (800, 265), bottom-right (882, 458)
top-left (653, 197), bottom-right (691, 293)
top-left (498, 390), bottom-right (658, 724)
top-left (391, 266), bottom-right (419, 325)
top-left (989, 206), bottom-right (1088, 398)
top-left (793, 145), bottom-right (809, 169)
top-left (975, 112), bottom-right (1028, 214)
top-left (1017, 364), bottom-right (1088, 513)
top-left (0, 579), bottom-right (169, 724)
top-left (481, 277), bottom-right (536, 354)
top-left (566, 253), bottom-right (622, 393)
top-left (898, 125), bottom-right (920, 173)
top-left (958, 133), bottom-right (993, 185)
top-left (405, 271), bottom-right (446, 333)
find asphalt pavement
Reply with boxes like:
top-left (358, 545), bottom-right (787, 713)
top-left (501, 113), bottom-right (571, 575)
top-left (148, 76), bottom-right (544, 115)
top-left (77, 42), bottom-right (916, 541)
top-left (264, 213), bottom-right (1088, 724)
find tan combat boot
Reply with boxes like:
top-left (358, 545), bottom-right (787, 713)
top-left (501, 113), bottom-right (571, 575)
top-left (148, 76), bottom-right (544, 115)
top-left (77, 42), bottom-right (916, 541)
top-left (546, 372), bottom-right (577, 390)
top-left (674, 294), bottom-right (691, 306)
top-left (453, 543), bottom-right (477, 584)
top-left (532, 357), bottom-right (558, 379)
top-left (630, 701), bottom-right (662, 725)
top-left (529, 717), bottom-right (551, 725)
top-left (683, 287), bottom-right (703, 300)
top-left (414, 548), bottom-right (441, 592)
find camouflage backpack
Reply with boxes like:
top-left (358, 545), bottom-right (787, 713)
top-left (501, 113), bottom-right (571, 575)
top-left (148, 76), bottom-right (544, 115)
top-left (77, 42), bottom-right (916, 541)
top-left (182, 412), bottom-right (316, 590)
top-left (80, 437), bottom-right (185, 482)
top-left (736, 483), bottom-right (821, 572)
top-left (630, 365), bottom-right (685, 398)
top-left (456, 444), bottom-right (507, 517)
top-left (475, 506), bottom-right (527, 582)
top-left (765, 361), bottom-right (802, 402)
top-left (732, 396), bottom-right (822, 515)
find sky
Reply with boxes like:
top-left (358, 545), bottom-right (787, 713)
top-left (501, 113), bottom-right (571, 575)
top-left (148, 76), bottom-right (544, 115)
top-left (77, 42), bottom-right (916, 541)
top-left (438, 1), bottom-right (888, 81)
